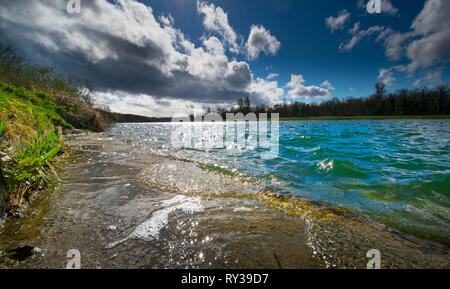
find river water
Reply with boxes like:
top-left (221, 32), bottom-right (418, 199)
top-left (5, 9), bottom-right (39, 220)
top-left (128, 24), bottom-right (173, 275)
top-left (0, 120), bottom-right (449, 268)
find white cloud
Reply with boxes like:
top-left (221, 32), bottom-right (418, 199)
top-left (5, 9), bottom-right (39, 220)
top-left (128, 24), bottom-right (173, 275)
top-left (341, 1), bottom-right (450, 88)
top-left (286, 74), bottom-right (331, 100)
top-left (405, 29), bottom-right (450, 72)
top-left (0, 0), bottom-right (258, 116)
top-left (159, 14), bottom-right (174, 26)
top-left (383, 31), bottom-right (414, 61)
top-left (202, 36), bottom-right (225, 56)
top-left (93, 91), bottom-right (208, 117)
top-left (320, 80), bottom-right (335, 90)
top-left (413, 67), bottom-right (444, 87)
top-left (266, 73), bottom-right (279, 80)
top-left (405, 0), bottom-right (450, 72)
top-left (196, 0), bottom-right (240, 53)
top-left (378, 68), bottom-right (396, 86)
top-left (380, 0), bottom-right (399, 15)
top-left (247, 78), bottom-right (285, 106)
top-left (383, 0), bottom-right (450, 71)
top-left (325, 10), bottom-right (351, 33)
top-left (339, 22), bottom-right (388, 51)
top-left (411, 0), bottom-right (449, 35)
top-left (246, 25), bottom-right (281, 60)
top-left (379, 0), bottom-right (450, 86)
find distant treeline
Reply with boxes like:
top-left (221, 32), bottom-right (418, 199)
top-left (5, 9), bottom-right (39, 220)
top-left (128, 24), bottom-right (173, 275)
top-left (217, 83), bottom-right (450, 118)
top-left (104, 112), bottom-right (172, 123)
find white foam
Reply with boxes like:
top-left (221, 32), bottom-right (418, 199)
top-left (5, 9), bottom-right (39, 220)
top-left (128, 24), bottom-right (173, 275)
top-left (137, 159), bottom-right (264, 197)
top-left (160, 195), bottom-right (187, 206)
top-left (233, 207), bottom-right (253, 212)
top-left (106, 195), bottom-right (204, 249)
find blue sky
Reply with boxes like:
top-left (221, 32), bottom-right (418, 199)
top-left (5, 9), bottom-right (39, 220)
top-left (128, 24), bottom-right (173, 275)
top-left (1, 0), bottom-right (448, 116)
top-left (147, 0), bottom-right (448, 99)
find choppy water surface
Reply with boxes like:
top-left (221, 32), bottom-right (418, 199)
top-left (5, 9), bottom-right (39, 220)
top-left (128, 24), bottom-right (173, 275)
top-left (110, 120), bottom-right (450, 245)
top-left (0, 120), bottom-right (449, 268)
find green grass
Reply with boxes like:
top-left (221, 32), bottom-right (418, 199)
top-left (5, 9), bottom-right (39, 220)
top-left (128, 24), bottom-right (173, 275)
top-left (278, 115), bottom-right (450, 121)
top-left (0, 82), bottom-right (70, 214)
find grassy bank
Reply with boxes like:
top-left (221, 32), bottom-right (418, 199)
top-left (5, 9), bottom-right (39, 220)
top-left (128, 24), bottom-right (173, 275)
top-left (279, 115), bottom-right (450, 121)
top-left (0, 44), bottom-right (171, 217)
top-left (0, 81), bottom-right (113, 216)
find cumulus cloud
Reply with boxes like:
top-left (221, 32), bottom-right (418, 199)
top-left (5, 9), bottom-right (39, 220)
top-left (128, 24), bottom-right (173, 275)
top-left (0, 0), bottom-right (263, 115)
top-left (93, 91), bottom-right (214, 117)
top-left (202, 36), bottom-right (225, 56)
top-left (246, 25), bottom-right (281, 60)
top-left (405, 0), bottom-right (450, 72)
top-left (383, 0), bottom-right (450, 71)
top-left (406, 30), bottom-right (450, 72)
top-left (286, 75), bottom-right (331, 100)
top-left (196, 0), bottom-right (240, 53)
top-left (247, 78), bottom-right (285, 106)
top-left (325, 10), bottom-right (351, 33)
top-left (378, 0), bottom-right (450, 86)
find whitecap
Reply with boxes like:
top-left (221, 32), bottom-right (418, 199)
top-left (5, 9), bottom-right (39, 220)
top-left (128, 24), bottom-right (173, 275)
top-left (105, 195), bottom-right (204, 249)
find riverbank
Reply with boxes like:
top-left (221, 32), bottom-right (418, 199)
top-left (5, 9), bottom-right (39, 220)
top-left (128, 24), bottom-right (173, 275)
top-left (0, 81), bottom-right (112, 217)
top-left (0, 81), bottom-right (164, 217)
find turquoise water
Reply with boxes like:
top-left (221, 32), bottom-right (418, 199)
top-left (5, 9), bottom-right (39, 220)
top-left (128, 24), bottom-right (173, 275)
top-left (108, 120), bottom-right (450, 245)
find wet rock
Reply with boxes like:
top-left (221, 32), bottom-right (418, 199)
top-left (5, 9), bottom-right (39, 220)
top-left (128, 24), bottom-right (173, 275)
top-left (8, 210), bottom-right (25, 219)
top-left (63, 128), bottom-right (86, 136)
top-left (8, 243), bottom-right (35, 261)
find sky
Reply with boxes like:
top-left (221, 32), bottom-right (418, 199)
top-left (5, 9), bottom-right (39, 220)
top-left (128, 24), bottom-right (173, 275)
top-left (0, 0), bottom-right (449, 117)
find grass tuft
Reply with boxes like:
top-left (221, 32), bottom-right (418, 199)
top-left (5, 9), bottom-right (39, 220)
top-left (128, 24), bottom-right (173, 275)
top-left (0, 84), bottom-right (65, 214)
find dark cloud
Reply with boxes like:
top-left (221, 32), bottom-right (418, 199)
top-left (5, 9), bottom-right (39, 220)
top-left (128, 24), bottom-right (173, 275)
top-left (0, 0), bottom-right (252, 104)
top-left (380, 0), bottom-right (450, 72)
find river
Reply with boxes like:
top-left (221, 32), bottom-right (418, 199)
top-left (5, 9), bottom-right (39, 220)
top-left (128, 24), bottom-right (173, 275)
top-left (0, 120), bottom-right (449, 268)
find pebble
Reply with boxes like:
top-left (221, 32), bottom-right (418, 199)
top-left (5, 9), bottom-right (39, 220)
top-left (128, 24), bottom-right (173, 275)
top-left (107, 225), bottom-right (117, 231)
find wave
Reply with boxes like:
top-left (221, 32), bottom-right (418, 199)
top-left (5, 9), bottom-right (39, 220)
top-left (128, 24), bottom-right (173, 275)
top-left (132, 153), bottom-right (450, 268)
